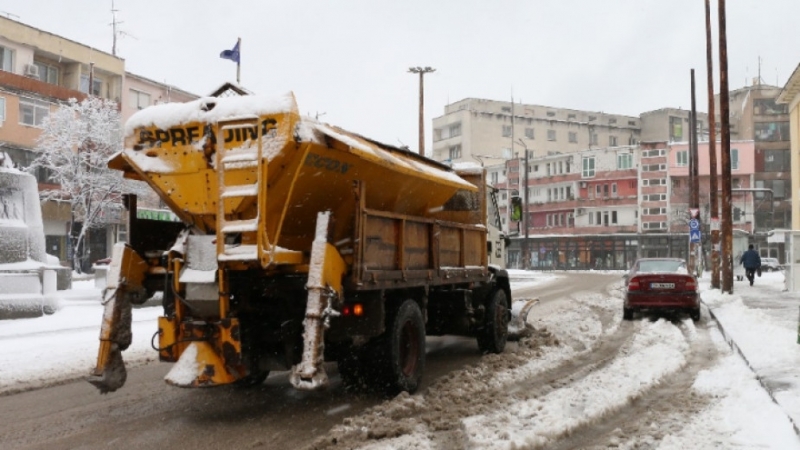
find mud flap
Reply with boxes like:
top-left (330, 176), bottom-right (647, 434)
top-left (508, 297), bottom-right (539, 341)
top-left (290, 211), bottom-right (346, 390)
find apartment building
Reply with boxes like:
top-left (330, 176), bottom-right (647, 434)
top-left (431, 98), bottom-right (642, 166)
top-left (718, 81), bottom-right (791, 232)
top-left (0, 17), bottom-right (197, 268)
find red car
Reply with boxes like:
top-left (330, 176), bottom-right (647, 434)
top-left (623, 258), bottom-right (700, 321)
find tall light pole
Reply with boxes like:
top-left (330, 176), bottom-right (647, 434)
top-left (408, 66), bottom-right (435, 156)
top-left (518, 139), bottom-right (530, 270)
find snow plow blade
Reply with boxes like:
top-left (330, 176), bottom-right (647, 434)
top-left (507, 297), bottom-right (538, 341)
top-left (88, 243), bottom-right (149, 394)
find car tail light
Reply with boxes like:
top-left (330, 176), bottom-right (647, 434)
top-left (685, 278), bottom-right (698, 291)
top-left (628, 278), bottom-right (641, 291)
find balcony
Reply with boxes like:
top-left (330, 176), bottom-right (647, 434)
top-left (0, 70), bottom-right (87, 103)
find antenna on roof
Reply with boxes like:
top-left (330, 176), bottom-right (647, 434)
top-left (109, 0), bottom-right (136, 56)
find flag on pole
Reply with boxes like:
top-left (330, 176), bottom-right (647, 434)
top-left (220, 40), bottom-right (240, 64)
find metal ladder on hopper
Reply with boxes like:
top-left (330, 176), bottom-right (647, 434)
top-left (215, 117), bottom-right (265, 263)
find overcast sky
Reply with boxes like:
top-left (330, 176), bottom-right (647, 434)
top-left (2, 0), bottom-right (799, 154)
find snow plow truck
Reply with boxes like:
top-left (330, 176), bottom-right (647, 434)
top-left (89, 91), bottom-right (517, 395)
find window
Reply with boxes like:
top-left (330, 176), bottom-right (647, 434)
top-left (501, 106), bottom-right (511, 113)
top-left (33, 61), bottom-right (59, 84)
top-left (612, 211), bottom-right (618, 224)
top-left (434, 122), bottom-right (462, 141)
top-left (676, 150), bottom-right (688, 167)
top-left (80, 74), bottom-right (103, 96)
top-left (568, 113), bottom-right (576, 120)
top-left (609, 135), bottom-right (617, 146)
top-left (129, 89), bottom-right (151, 110)
top-left (754, 122), bottom-right (789, 141)
top-left (19, 96), bottom-right (50, 127)
top-left (448, 144), bottom-right (462, 160)
top-left (754, 98), bottom-right (788, 115)
top-left (0, 45), bottom-right (12, 72)
top-left (764, 149), bottom-right (789, 172)
top-left (490, 171), bottom-right (499, 184)
top-left (617, 153), bottom-right (632, 169)
top-left (569, 131), bottom-right (578, 143)
top-left (596, 185), bottom-right (602, 197)
top-left (669, 116), bottom-right (683, 141)
top-left (546, 111), bottom-right (556, 117)
top-left (582, 156), bottom-right (595, 177)
top-left (525, 127), bottom-right (534, 139)
top-left (547, 129), bottom-right (556, 141)
top-left (0, 97), bottom-right (5, 124)
top-left (731, 148), bottom-right (739, 170)
top-left (612, 183), bottom-right (618, 197)
top-left (590, 133), bottom-right (598, 145)
top-left (502, 125), bottom-right (512, 137)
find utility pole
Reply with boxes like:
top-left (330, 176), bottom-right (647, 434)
top-left (408, 67), bottom-right (435, 156)
top-left (705, 0), bottom-right (720, 289)
top-left (690, 69), bottom-right (701, 275)
top-left (518, 139), bottom-right (530, 270)
top-left (718, 0), bottom-right (733, 293)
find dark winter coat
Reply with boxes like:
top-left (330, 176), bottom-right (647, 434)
top-left (740, 249), bottom-right (762, 270)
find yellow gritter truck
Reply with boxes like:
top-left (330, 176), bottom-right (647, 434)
top-left (89, 91), bottom-right (514, 395)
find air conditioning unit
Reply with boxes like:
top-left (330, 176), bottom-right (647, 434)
top-left (24, 64), bottom-right (40, 78)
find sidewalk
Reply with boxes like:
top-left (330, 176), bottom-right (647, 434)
top-left (700, 270), bottom-right (800, 432)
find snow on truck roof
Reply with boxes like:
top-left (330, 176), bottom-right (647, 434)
top-left (124, 92), bottom-right (297, 136)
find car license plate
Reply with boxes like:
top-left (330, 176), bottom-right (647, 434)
top-left (651, 282), bottom-right (675, 289)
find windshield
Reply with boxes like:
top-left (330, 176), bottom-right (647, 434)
top-left (637, 260), bottom-right (687, 274)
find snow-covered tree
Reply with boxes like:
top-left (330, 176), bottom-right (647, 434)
top-left (28, 97), bottom-right (139, 272)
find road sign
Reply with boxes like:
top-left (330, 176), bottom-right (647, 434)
top-left (690, 229), bottom-right (701, 243)
top-left (689, 208), bottom-right (700, 218)
top-left (710, 218), bottom-right (720, 231)
top-left (689, 219), bottom-right (700, 230)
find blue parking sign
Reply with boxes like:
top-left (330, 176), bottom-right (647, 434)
top-left (690, 229), bottom-right (701, 243)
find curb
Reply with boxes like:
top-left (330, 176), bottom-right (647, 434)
top-left (703, 300), bottom-right (800, 438)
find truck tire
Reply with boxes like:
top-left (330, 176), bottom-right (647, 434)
top-left (477, 289), bottom-right (509, 354)
top-left (375, 299), bottom-right (426, 395)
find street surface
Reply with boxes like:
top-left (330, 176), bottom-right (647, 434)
top-left (0, 272), bottom-right (735, 449)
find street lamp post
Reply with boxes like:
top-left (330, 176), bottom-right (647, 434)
top-left (517, 139), bottom-right (530, 269)
top-left (408, 66), bottom-right (435, 156)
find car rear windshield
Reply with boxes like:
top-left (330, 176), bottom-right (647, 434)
top-left (638, 260), bottom-right (687, 273)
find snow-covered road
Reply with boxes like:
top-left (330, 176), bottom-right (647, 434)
top-left (1, 271), bottom-right (799, 449)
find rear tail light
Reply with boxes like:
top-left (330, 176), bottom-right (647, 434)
top-left (342, 303), bottom-right (364, 317)
top-left (685, 278), bottom-right (698, 291)
top-left (627, 278), bottom-right (641, 291)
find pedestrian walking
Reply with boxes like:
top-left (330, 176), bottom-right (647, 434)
top-left (739, 244), bottom-right (762, 286)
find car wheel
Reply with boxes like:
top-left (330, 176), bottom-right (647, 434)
top-left (477, 289), bottom-right (509, 354)
top-left (623, 307), bottom-right (634, 321)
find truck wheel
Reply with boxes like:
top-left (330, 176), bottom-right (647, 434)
top-left (477, 289), bottom-right (509, 354)
top-left (376, 299), bottom-right (425, 395)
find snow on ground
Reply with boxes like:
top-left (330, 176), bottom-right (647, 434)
top-left (1, 270), bottom-right (799, 448)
